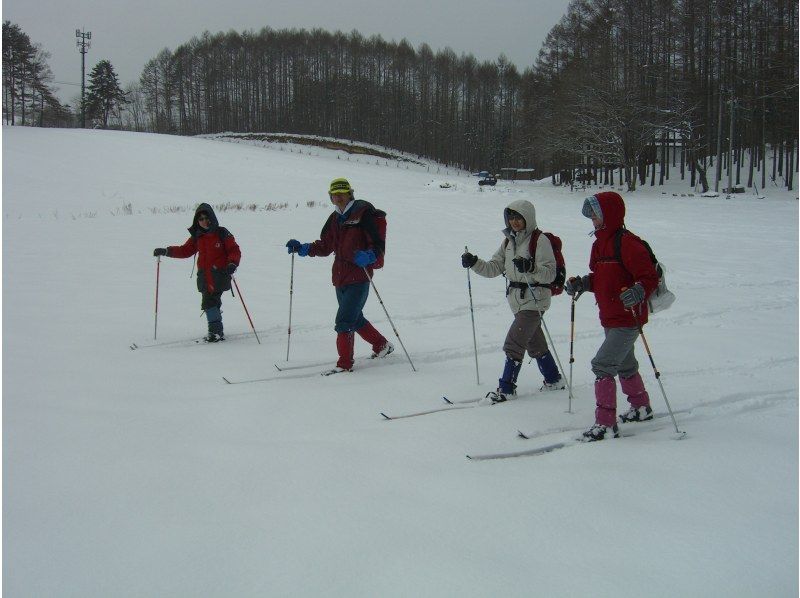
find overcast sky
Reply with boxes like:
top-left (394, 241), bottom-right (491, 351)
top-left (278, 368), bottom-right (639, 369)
top-left (4, 0), bottom-right (572, 106)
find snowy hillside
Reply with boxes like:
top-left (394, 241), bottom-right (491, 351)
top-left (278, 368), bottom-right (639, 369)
top-left (3, 127), bottom-right (798, 597)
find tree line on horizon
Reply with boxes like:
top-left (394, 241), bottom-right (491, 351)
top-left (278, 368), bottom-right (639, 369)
top-left (3, 0), bottom-right (798, 191)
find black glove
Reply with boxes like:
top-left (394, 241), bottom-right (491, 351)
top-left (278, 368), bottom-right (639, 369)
top-left (565, 275), bottom-right (590, 296)
top-left (620, 283), bottom-right (645, 308)
top-left (461, 252), bottom-right (478, 268)
top-left (226, 263), bottom-right (237, 276)
top-left (512, 256), bottom-right (534, 273)
top-left (153, 248), bottom-right (167, 257)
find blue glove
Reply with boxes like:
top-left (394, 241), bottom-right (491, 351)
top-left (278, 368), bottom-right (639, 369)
top-left (286, 240), bottom-right (310, 256)
top-left (620, 283), bottom-right (645, 307)
top-left (354, 249), bottom-right (377, 268)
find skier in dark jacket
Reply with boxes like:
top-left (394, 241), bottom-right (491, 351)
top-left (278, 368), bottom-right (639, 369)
top-left (153, 203), bottom-right (241, 342)
top-left (565, 192), bottom-right (659, 441)
top-left (286, 178), bottom-right (393, 374)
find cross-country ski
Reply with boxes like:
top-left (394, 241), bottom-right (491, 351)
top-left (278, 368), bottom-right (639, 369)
top-left (468, 413), bottom-right (688, 460)
top-left (224, 352), bottom-right (400, 384)
top-left (380, 403), bottom-right (474, 420)
top-left (380, 392), bottom-right (543, 420)
top-left (130, 329), bottom-right (264, 350)
top-left (273, 353), bottom-right (388, 372)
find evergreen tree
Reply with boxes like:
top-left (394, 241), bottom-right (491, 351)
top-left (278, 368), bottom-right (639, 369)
top-left (3, 20), bottom-right (67, 126)
top-left (3, 21), bottom-right (34, 124)
top-left (85, 59), bottom-right (126, 128)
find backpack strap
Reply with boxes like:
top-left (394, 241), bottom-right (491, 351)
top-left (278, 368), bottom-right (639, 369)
top-left (614, 228), bottom-right (662, 278)
top-left (527, 229), bottom-right (557, 290)
top-left (503, 229), bottom-right (540, 255)
top-left (216, 227), bottom-right (233, 263)
top-left (529, 229), bottom-right (541, 262)
top-left (613, 228), bottom-right (626, 264)
top-left (359, 204), bottom-right (385, 256)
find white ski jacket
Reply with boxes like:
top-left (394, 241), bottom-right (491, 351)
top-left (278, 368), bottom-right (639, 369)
top-left (470, 199), bottom-right (556, 314)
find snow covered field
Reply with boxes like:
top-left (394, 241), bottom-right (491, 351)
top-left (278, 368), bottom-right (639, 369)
top-left (3, 126), bottom-right (798, 597)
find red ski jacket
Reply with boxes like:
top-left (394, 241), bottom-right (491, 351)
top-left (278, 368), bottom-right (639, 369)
top-left (308, 200), bottom-right (385, 287)
top-left (587, 192), bottom-right (658, 328)
top-left (167, 203), bottom-right (241, 294)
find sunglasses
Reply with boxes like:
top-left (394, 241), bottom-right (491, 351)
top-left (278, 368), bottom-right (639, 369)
top-left (198, 214), bottom-right (210, 221)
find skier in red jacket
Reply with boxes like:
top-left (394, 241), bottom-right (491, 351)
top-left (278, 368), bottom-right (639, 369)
top-left (286, 178), bottom-right (393, 374)
top-left (565, 192), bottom-right (659, 441)
top-left (153, 203), bottom-right (241, 342)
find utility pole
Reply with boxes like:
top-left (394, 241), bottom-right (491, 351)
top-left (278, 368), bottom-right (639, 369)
top-left (76, 28), bottom-right (91, 128)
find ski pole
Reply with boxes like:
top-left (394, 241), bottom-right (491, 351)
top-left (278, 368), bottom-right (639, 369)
top-left (627, 298), bottom-right (685, 437)
top-left (232, 277), bottom-right (261, 344)
top-left (362, 267), bottom-right (416, 372)
top-left (568, 295), bottom-right (575, 413)
top-left (568, 291), bottom-right (583, 414)
top-left (154, 255), bottom-right (161, 340)
top-left (286, 253), bottom-right (295, 361)
top-left (465, 245), bottom-right (480, 385)
top-left (539, 314), bottom-right (572, 404)
top-left (522, 275), bottom-right (573, 410)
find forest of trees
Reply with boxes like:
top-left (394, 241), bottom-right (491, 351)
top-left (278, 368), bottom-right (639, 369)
top-left (2, 21), bottom-right (70, 127)
top-left (3, 0), bottom-right (798, 190)
top-left (525, 0), bottom-right (798, 190)
top-left (128, 0), bottom-right (797, 190)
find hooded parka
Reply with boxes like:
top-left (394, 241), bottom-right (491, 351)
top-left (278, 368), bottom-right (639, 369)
top-left (586, 192), bottom-right (658, 328)
top-left (470, 199), bottom-right (556, 314)
top-left (166, 203), bottom-right (241, 294)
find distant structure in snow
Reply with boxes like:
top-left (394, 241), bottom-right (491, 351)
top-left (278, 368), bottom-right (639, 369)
top-left (499, 168), bottom-right (535, 181)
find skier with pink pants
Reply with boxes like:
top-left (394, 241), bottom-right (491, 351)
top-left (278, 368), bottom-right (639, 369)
top-left (564, 192), bottom-right (659, 441)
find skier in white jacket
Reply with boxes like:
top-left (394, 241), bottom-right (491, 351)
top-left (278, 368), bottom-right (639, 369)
top-left (461, 199), bottom-right (564, 403)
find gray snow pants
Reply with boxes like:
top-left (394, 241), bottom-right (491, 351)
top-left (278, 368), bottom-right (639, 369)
top-left (590, 327), bottom-right (640, 379)
top-left (503, 310), bottom-right (548, 362)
